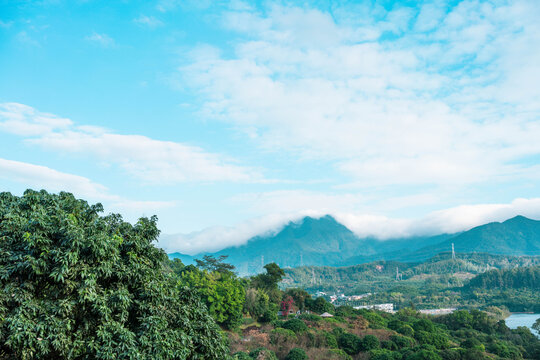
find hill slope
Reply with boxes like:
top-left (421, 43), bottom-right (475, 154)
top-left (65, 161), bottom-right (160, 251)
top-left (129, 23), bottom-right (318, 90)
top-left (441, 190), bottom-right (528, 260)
top-left (407, 216), bottom-right (540, 261)
top-left (168, 215), bottom-right (540, 274)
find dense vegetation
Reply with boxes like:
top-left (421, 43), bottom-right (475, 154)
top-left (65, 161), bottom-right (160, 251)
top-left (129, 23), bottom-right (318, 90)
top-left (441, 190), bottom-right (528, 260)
top-left (229, 305), bottom-right (540, 359)
top-left (0, 190), bottom-right (228, 359)
top-left (284, 254), bottom-right (540, 312)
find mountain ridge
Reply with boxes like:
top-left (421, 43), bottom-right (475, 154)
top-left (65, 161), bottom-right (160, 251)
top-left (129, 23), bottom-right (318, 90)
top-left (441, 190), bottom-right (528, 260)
top-left (168, 215), bottom-right (540, 275)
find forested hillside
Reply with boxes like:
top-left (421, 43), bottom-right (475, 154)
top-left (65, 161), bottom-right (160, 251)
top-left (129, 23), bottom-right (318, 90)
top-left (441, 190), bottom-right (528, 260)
top-left (466, 266), bottom-right (540, 289)
top-left (169, 215), bottom-right (540, 272)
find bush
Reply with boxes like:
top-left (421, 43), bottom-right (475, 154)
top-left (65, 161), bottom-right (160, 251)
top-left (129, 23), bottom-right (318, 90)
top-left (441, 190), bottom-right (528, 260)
top-left (362, 334), bottom-right (381, 351)
top-left (338, 333), bottom-right (362, 355)
top-left (270, 328), bottom-right (297, 345)
top-left (328, 348), bottom-right (353, 360)
top-left (335, 305), bottom-right (356, 318)
top-left (397, 324), bottom-right (415, 337)
top-left (390, 335), bottom-right (415, 349)
top-left (406, 349), bottom-right (442, 360)
top-left (249, 347), bottom-right (278, 360)
top-left (233, 352), bottom-right (251, 360)
top-left (381, 340), bottom-right (398, 351)
top-left (260, 303), bottom-right (278, 323)
top-left (369, 348), bottom-right (402, 360)
top-left (285, 348), bottom-right (308, 360)
top-left (325, 332), bottom-right (338, 348)
top-left (282, 318), bottom-right (308, 334)
top-left (299, 313), bottom-right (322, 322)
top-left (461, 338), bottom-right (485, 352)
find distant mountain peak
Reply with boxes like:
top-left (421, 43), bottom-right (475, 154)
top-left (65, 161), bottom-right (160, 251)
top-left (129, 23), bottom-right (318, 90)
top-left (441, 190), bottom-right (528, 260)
top-left (503, 215), bottom-right (534, 224)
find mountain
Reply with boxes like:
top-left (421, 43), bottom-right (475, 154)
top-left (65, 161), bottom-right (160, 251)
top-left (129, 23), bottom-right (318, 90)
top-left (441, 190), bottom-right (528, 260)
top-left (167, 215), bottom-right (540, 275)
top-left (405, 216), bottom-right (540, 261)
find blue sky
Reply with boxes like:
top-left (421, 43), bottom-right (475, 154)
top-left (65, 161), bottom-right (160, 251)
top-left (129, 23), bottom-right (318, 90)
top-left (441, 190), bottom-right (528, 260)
top-left (1, 0), bottom-right (540, 254)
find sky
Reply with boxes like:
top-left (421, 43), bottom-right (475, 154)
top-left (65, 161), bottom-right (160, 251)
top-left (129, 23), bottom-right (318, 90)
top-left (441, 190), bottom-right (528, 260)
top-left (1, 0), bottom-right (540, 254)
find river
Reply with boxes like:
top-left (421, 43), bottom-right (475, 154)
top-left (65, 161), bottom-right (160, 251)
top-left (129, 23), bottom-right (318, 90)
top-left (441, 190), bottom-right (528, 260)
top-left (505, 313), bottom-right (539, 337)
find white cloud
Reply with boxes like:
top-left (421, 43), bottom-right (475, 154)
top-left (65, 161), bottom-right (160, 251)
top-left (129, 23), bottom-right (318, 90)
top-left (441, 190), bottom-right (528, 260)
top-left (134, 15), bottom-right (163, 28)
top-left (159, 212), bottom-right (318, 254)
top-left (0, 102), bottom-right (264, 183)
top-left (0, 102), bottom-right (72, 136)
top-left (0, 158), bottom-right (176, 220)
top-left (85, 32), bottom-right (115, 47)
top-left (0, 158), bottom-right (108, 199)
top-left (160, 197), bottom-right (540, 254)
top-left (179, 1), bottom-right (540, 188)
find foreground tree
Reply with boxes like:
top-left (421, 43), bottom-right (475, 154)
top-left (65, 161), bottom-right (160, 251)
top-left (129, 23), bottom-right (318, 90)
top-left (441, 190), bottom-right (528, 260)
top-left (0, 190), bottom-right (229, 360)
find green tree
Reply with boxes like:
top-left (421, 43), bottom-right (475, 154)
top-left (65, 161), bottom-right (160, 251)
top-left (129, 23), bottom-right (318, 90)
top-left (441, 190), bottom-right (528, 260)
top-left (244, 288), bottom-right (270, 320)
top-left (180, 267), bottom-right (245, 330)
top-left (284, 288), bottom-right (311, 312)
top-left (0, 190), bottom-right (228, 359)
top-left (281, 318), bottom-right (308, 334)
top-left (251, 263), bottom-right (285, 303)
top-left (306, 296), bottom-right (334, 314)
top-left (195, 255), bottom-right (236, 275)
top-left (338, 333), bottom-right (361, 355)
top-left (533, 318), bottom-right (540, 333)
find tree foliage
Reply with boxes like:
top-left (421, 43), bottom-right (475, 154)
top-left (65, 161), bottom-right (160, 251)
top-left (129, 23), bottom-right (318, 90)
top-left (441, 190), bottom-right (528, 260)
top-left (178, 265), bottom-right (245, 330)
top-left (0, 190), bottom-right (228, 359)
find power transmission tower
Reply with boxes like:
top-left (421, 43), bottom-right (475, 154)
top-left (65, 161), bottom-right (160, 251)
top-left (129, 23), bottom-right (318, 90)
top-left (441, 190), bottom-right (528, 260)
top-left (452, 243), bottom-right (455, 260)
top-left (396, 267), bottom-right (402, 281)
top-left (300, 253), bottom-right (303, 267)
top-left (261, 255), bottom-right (264, 269)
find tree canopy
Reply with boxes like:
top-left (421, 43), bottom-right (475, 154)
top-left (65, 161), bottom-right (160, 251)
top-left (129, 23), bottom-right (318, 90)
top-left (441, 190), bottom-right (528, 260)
top-left (0, 190), bottom-right (228, 359)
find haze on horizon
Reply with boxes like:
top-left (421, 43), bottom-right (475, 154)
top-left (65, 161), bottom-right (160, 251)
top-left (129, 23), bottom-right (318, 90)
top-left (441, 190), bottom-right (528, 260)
top-left (1, 0), bottom-right (539, 254)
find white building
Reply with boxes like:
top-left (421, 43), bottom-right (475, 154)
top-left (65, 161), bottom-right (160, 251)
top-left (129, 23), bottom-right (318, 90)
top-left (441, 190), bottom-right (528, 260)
top-left (354, 303), bottom-right (394, 313)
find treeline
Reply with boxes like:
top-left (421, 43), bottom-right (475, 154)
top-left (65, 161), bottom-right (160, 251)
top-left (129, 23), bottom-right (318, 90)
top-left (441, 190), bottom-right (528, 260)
top-left (466, 266), bottom-right (540, 289)
top-left (168, 255), bottom-right (334, 331)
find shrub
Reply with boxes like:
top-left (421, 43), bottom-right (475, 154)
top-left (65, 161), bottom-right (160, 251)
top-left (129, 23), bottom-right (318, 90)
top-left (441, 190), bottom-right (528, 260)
top-left (406, 349), bottom-right (442, 360)
top-left (282, 318), bottom-right (308, 334)
top-left (397, 324), bottom-right (415, 337)
top-left (233, 352), bottom-right (251, 360)
top-left (381, 340), bottom-right (398, 351)
top-left (335, 305), bottom-right (356, 318)
top-left (361, 334), bottom-right (381, 351)
top-left (260, 303), bottom-right (278, 323)
top-left (412, 319), bottom-right (435, 333)
top-left (369, 348), bottom-right (402, 360)
top-left (338, 333), bottom-right (362, 355)
top-left (328, 348), bottom-right (353, 360)
top-left (461, 338), bottom-right (485, 352)
top-left (270, 328), bottom-right (297, 345)
top-left (249, 347), bottom-right (278, 360)
top-left (390, 335), bottom-right (415, 349)
top-left (325, 332), bottom-right (338, 348)
top-left (285, 347), bottom-right (308, 360)
top-left (299, 313), bottom-right (322, 322)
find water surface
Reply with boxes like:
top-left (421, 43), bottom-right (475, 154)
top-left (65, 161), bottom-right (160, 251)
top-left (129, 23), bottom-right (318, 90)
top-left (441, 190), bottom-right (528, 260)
top-left (505, 313), bottom-right (539, 337)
